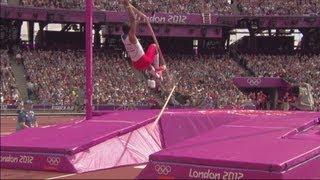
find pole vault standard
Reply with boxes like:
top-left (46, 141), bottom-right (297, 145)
top-left (85, 0), bottom-right (93, 120)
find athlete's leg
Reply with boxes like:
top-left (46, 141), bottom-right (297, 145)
top-left (147, 65), bottom-right (160, 79)
top-left (145, 43), bottom-right (160, 68)
top-left (153, 53), bottom-right (160, 69)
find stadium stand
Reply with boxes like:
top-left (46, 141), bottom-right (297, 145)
top-left (245, 54), bottom-right (320, 109)
top-left (1, 46), bottom-right (313, 110)
top-left (20, 50), bottom-right (250, 108)
top-left (0, 50), bottom-right (20, 106)
top-left (18, 0), bottom-right (320, 15)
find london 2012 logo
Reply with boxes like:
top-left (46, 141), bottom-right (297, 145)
top-left (246, 78), bottom-right (262, 86)
top-left (46, 156), bottom-right (61, 166)
top-left (154, 164), bottom-right (171, 175)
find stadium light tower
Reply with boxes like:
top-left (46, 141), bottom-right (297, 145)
top-left (85, 0), bottom-right (93, 120)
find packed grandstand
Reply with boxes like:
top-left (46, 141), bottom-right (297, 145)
top-left (0, 0), bottom-right (319, 111)
top-left (17, 0), bottom-right (320, 15)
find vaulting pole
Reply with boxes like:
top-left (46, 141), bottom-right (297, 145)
top-left (152, 85), bottom-right (176, 130)
top-left (85, 0), bottom-right (93, 120)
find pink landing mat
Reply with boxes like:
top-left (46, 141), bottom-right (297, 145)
top-left (1, 110), bottom-right (162, 172)
top-left (138, 110), bottom-right (320, 179)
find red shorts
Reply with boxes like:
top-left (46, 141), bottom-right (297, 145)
top-left (133, 43), bottom-right (158, 70)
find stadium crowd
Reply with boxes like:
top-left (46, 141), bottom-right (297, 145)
top-left (2, 49), bottom-right (319, 111)
top-left (234, 0), bottom-right (319, 15)
top-left (20, 50), bottom-right (250, 108)
top-left (1, 50), bottom-right (20, 106)
top-left (246, 54), bottom-right (320, 109)
top-left (15, 0), bottom-right (320, 15)
top-left (169, 54), bottom-right (250, 108)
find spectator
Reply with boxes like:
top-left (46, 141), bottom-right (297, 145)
top-left (26, 79), bottom-right (35, 99)
top-left (1, 50), bottom-right (20, 105)
top-left (21, 49), bottom-right (250, 108)
top-left (4, 48), bottom-right (318, 111)
top-left (16, 0), bottom-right (319, 15)
top-left (246, 54), bottom-right (320, 109)
top-left (0, 92), bottom-right (4, 104)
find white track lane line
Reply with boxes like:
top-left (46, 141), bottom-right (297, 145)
top-left (1, 132), bottom-right (12, 136)
top-left (134, 165), bottom-right (147, 169)
top-left (46, 173), bottom-right (76, 179)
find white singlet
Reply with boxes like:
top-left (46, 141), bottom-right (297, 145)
top-left (121, 35), bottom-right (145, 62)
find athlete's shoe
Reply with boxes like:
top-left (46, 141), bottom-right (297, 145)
top-left (156, 70), bottom-right (164, 81)
top-left (150, 67), bottom-right (164, 81)
top-left (154, 72), bottom-right (161, 79)
top-left (156, 65), bottom-right (167, 72)
top-left (156, 65), bottom-right (166, 80)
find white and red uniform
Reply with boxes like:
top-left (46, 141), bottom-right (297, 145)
top-left (122, 35), bottom-right (158, 70)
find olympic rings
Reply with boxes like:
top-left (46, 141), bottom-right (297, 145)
top-left (46, 156), bottom-right (61, 166)
top-left (246, 78), bottom-right (262, 86)
top-left (154, 164), bottom-right (171, 175)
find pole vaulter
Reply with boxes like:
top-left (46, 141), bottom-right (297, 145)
top-left (121, 0), bottom-right (177, 129)
top-left (120, 0), bottom-right (177, 84)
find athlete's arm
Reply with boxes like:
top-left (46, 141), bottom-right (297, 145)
top-left (123, 0), bottom-right (137, 44)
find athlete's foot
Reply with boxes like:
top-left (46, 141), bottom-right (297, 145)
top-left (155, 70), bottom-right (164, 81)
top-left (156, 72), bottom-right (164, 81)
top-left (159, 75), bottom-right (163, 81)
top-left (153, 72), bottom-right (163, 81)
top-left (156, 65), bottom-right (166, 79)
top-left (153, 72), bottom-right (161, 79)
top-left (156, 65), bottom-right (166, 72)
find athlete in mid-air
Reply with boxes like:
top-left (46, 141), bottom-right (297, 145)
top-left (121, 0), bottom-right (166, 80)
